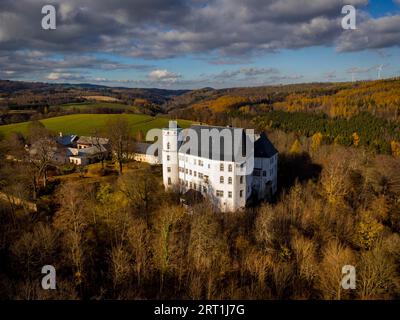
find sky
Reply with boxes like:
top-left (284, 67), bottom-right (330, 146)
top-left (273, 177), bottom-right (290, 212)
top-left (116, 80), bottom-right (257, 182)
top-left (0, 0), bottom-right (399, 89)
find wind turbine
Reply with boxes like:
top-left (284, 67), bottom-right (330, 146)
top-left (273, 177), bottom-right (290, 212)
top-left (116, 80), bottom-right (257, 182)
top-left (377, 64), bottom-right (383, 80)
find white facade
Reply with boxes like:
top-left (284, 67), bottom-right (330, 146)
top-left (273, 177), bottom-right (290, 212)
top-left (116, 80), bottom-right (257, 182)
top-left (162, 121), bottom-right (182, 189)
top-left (162, 121), bottom-right (278, 212)
top-left (132, 152), bottom-right (160, 165)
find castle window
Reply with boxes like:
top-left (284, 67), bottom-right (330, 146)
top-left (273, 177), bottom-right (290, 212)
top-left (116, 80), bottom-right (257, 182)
top-left (253, 169), bottom-right (261, 177)
top-left (220, 176), bottom-right (224, 184)
top-left (240, 176), bottom-right (244, 184)
top-left (167, 142), bottom-right (170, 150)
top-left (203, 186), bottom-right (207, 193)
top-left (240, 190), bottom-right (243, 197)
top-left (228, 191), bottom-right (232, 198)
top-left (263, 171), bottom-right (266, 177)
top-left (216, 190), bottom-right (224, 197)
top-left (220, 163), bottom-right (224, 171)
top-left (168, 178), bottom-right (172, 185)
top-left (194, 171), bottom-right (197, 177)
top-left (189, 170), bottom-right (192, 175)
top-left (185, 168), bottom-right (188, 174)
top-left (194, 183), bottom-right (197, 190)
top-left (190, 182), bottom-right (193, 188)
top-left (167, 155), bottom-right (170, 161)
top-left (228, 177), bottom-right (232, 184)
top-left (167, 167), bottom-right (171, 173)
top-left (228, 164), bottom-right (233, 172)
top-left (199, 173), bottom-right (203, 179)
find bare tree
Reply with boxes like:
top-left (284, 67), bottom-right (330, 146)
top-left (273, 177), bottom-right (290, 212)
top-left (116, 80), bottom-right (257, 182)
top-left (53, 182), bottom-right (90, 289)
top-left (27, 121), bottom-right (57, 189)
top-left (316, 240), bottom-right (355, 300)
top-left (118, 167), bottom-right (161, 220)
top-left (152, 205), bottom-right (185, 292)
top-left (91, 128), bottom-right (107, 169)
top-left (105, 117), bottom-right (133, 174)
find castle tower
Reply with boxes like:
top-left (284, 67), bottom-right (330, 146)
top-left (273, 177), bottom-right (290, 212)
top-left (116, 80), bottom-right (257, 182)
top-left (162, 120), bottom-right (181, 189)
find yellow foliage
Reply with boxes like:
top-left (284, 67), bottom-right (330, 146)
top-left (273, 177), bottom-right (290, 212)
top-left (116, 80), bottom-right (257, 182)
top-left (311, 132), bottom-right (323, 152)
top-left (352, 132), bottom-right (360, 147)
top-left (354, 212), bottom-right (384, 250)
top-left (192, 95), bottom-right (249, 113)
top-left (391, 140), bottom-right (400, 158)
top-left (290, 139), bottom-right (302, 154)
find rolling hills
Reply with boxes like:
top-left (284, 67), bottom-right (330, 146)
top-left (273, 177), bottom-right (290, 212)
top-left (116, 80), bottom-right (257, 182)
top-left (0, 114), bottom-right (193, 137)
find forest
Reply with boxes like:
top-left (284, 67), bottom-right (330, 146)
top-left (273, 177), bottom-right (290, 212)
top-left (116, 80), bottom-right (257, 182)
top-left (0, 119), bottom-right (399, 300)
top-left (1, 79), bottom-right (400, 299)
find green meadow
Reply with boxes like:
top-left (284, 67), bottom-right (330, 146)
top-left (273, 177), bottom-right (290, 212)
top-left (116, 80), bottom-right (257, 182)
top-left (0, 114), bottom-right (192, 137)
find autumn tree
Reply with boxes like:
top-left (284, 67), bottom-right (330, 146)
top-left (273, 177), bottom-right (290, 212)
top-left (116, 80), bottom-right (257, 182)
top-left (390, 140), bottom-right (400, 158)
top-left (289, 139), bottom-right (302, 154)
top-left (352, 132), bottom-right (360, 147)
top-left (311, 132), bottom-right (323, 152)
top-left (316, 240), bottom-right (355, 300)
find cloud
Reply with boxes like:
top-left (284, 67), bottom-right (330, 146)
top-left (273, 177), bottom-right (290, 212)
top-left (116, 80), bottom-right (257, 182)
top-left (0, 0), bottom-right (399, 88)
top-left (148, 69), bottom-right (181, 82)
top-left (0, 50), bottom-right (151, 80)
top-left (0, 0), bottom-right (375, 60)
top-left (337, 15), bottom-right (400, 52)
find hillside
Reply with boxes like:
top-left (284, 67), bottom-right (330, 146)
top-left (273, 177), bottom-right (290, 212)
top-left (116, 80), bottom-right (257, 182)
top-left (0, 114), bottom-right (193, 137)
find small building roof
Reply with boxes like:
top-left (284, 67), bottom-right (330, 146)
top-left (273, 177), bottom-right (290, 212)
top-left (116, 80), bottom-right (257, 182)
top-left (134, 142), bottom-right (159, 156)
top-left (254, 133), bottom-right (278, 158)
top-left (77, 136), bottom-right (109, 146)
top-left (57, 134), bottom-right (78, 146)
top-left (78, 145), bottom-right (108, 156)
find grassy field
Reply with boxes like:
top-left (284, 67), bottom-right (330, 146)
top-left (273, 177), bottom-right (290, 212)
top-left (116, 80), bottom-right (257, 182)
top-left (0, 114), bottom-right (193, 137)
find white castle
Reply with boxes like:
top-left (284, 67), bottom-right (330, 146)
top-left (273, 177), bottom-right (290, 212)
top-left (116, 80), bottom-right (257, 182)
top-left (162, 121), bottom-right (278, 212)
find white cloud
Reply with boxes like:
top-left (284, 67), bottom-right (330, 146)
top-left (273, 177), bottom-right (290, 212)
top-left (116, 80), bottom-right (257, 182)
top-left (148, 69), bottom-right (181, 81)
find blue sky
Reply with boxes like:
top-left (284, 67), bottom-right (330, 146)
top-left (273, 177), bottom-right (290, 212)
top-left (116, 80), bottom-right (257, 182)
top-left (0, 0), bottom-right (399, 89)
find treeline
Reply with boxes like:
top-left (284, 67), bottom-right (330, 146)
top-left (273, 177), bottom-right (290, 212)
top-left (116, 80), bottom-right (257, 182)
top-left (167, 79), bottom-right (400, 122)
top-left (254, 111), bottom-right (400, 155)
